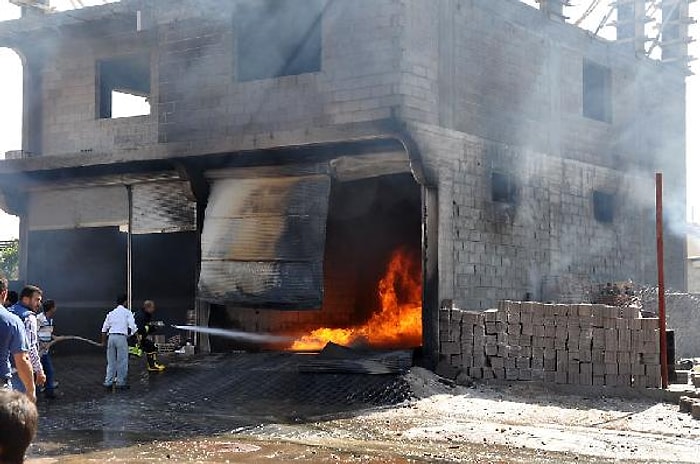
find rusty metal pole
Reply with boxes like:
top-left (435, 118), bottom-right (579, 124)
top-left (655, 173), bottom-right (668, 389)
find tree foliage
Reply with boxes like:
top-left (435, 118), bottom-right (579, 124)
top-left (0, 239), bottom-right (19, 280)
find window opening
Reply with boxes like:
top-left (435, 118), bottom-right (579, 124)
top-left (98, 53), bottom-right (151, 119)
top-left (583, 60), bottom-right (612, 122)
top-left (593, 190), bottom-right (615, 223)
top-left (235, 0), bottom-right (322, 81)
top-left (491, 172), bottom-right (517, 204)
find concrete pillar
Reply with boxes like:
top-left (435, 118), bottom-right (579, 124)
top-left (661, 0), bottom-right (692, 68)
top-left (21, 50), bottom-right (43, 157)
top-left (540, 0), bottom-right (568, 21)
top-left (616, 0), bottom-right (647, 54)
top-left (15, 0), bottom-right (50, 17)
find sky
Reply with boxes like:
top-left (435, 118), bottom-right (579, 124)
top-left (0, 0), bottom-right (698, 240)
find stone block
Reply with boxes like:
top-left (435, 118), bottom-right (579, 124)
top-left (679, 396), bottom-right (694, 413)
top-left (605, 363), bottom-right (618, 375)
top-left (554, 304), bottom-right (570, 317)
top-left (593, 375), bottom-right (605, 386)
top-left (640, 318), bottom-right (659, 331)
top-left (689, 400), bottom-right (700, 419)
top-left (490, 356), bottom-right (505, 369)
top-left (592, 350), bottom-right (605, 364)
top-left (441, 341), bottom-right (460, 355)
top-left (604, 329), bottom-right (618, 351)
top-left (505, 368), bottom-right (519, 380)
top-left (592, 328), bottom-right (605, 349)
top-left (544, 325), bottom-right (556, 338)
top-left (577, 304), bottom-right (593, 317)
top-left (554, 370), bottom-right (567, 384)
top-left (516, 357), bottom-right (531, 369)
top-left (604, 350), bottom-right (617, 363)
top-left (579, 350), bottom-right (592, 363)
top-left (436, 359), bottom-right (460, 379)
top-left (544, 371), bottom-right (556, 383)
top-left (618, 363), bottom-right (631, 375)
top-left (592, 362), bottom-right (606, 376)
top-left (519, 369), bottom-right (532, 381)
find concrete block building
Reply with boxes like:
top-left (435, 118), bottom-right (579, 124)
top-left (0, 0), bottom-right (689, 364)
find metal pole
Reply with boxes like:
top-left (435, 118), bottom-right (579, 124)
top-left (655, 173), bottom-right (668, 389)
top-left (127, 185), bottom-right (133, 311)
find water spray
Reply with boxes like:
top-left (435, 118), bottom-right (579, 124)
top-left (171, 325), bottom-right (293, 344)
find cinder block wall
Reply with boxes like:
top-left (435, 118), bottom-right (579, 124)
top-left (411, 123), bottom-right (660, 310)
top-left (440, 300), bottom-right (661, 388)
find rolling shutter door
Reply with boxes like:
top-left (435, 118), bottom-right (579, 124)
top-left (198, 174), bottom-right (330, 309)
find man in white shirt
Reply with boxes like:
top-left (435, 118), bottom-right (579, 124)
top-left (101, 294), bottom-right (137, 390)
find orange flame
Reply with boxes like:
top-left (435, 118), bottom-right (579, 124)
top-left (289, 248), bottom-right (422, 351)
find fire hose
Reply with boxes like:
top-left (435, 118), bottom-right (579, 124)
top-left (45, 335), bottom-right (103, 350)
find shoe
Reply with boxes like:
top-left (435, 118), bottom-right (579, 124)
top-left (115, 384), bottom-right (130, 390)
top-left (103, 383), bottom-right (113, 389)
top-left (147, 364), bottom-right (166, 372)
top-left (44, 391), bottom-right (61, 399)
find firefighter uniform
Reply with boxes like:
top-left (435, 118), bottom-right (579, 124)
top-left (132, 303), bottom-right (165, 372)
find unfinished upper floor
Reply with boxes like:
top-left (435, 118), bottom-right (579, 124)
top-left (0, 0), bottom-right (690, 173)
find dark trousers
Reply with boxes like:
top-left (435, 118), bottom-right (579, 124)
top-left (40, 353), bottom-right (54, 394)
top-left (142, 337), bottom-right (157, 354)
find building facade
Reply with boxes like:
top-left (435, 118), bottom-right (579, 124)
top-left (0, 0), bottom-right (689, 363)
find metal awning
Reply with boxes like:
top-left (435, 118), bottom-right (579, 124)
top-left (198, 174), bottom-right (331, 309)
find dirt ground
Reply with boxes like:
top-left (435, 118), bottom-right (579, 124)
top-left (23, 355), bottom-right (700, 463)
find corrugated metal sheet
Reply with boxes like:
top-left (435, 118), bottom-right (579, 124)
top-left (27, 185), bottom-right (128, 230)
top-left (131, 181), bottom-right (196, 234)
top-left (199, 175), bottom-right (330, 308)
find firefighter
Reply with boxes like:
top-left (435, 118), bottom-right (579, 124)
top-left (132, 300), bottom-right (165, 372)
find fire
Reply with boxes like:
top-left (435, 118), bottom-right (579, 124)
top-left (289, 248), bottom-right (422, 351)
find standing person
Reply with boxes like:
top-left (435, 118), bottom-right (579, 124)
top-left (101, 294), bottom-right (137, 390)
top-left (133, 300), bottom-right (165, 372)
top-left (0, 389), bottom-right (38, 464)
top-left (37, 300), bottom-right (58, 399)
top-left (9, 286), bottom-right (46, 393)
top-left (0, 277), bottom-right (35, 402)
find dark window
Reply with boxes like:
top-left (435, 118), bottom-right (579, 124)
top-left (97, 53), bottom-right (151, 119)
top-left (235, 0), bottom-right (323, 82)
top-left (593, 190), bottom-right (615, 223)
top-left (583, 60), bottom-right (611, 122)
top-left (491, 172), bottom-right (517, 204)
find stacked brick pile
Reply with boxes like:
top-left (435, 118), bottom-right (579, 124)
top-left (440, 300), bottom-right (661, 388)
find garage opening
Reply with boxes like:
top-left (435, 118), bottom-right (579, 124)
top-left (206, 172), bottom-right (423, 352)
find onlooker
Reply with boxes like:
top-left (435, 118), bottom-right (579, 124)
top-left (101, 294), bottom-right (137, 390)
top-left (0, 277), bottom-right (35, 402)
top-left (9, 286), bottom-right (46, 393)
top-left (37, 300), bottom-right (59, 399)
top-left (0, 389), bottom-right (38, 464)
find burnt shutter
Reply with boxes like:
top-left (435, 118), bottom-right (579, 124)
top-left (131, 180), bottom-right (196, 234)
top-left (198, 174), bottom-right (330, 308)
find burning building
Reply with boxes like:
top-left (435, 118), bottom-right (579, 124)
top-left (0, 0), bottom-right (690, 366)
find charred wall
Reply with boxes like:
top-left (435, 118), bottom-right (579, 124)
top-left (26, 227), bottom-right (126, 348)
top-left (24, 228), bottom-right (196, 351)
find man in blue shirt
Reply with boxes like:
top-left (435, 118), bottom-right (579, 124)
top-left (0, 277), bottom-right (35, 402)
